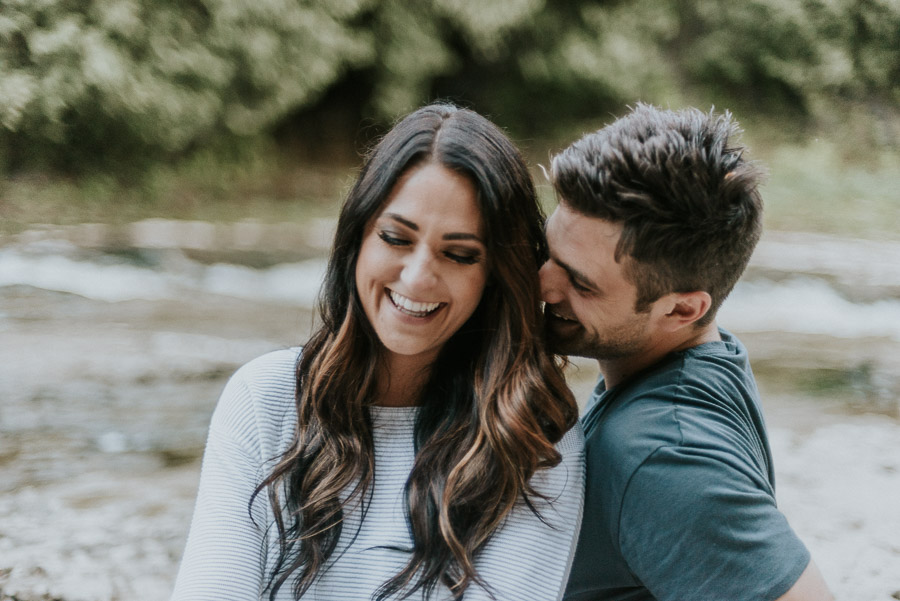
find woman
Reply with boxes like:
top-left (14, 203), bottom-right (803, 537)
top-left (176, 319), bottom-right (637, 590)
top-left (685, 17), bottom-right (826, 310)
top-left (170, 104), bottom-right (584, 601)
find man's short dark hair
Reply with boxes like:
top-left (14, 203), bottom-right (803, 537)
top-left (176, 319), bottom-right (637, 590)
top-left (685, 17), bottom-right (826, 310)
top-left (550, 103), bottom-right (764, 326)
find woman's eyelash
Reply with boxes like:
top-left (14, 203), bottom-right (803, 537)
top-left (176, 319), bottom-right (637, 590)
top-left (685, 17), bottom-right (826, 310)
top-left (379, 230), bottom-right (481, 265)
top-left (378, 231), bottom-right (408, 246)
top-left (446, 252), bottom-right (480, 265)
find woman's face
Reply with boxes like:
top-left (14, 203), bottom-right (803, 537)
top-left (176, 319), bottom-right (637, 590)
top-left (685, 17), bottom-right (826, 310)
top-left (355, 162), bottom-right (489, 371)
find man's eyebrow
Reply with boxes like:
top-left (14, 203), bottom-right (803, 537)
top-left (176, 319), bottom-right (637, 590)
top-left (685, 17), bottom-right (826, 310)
top-left (382, 213), bottom-right (484, 244)
top-left (555, 256), bottom-right (599, 290)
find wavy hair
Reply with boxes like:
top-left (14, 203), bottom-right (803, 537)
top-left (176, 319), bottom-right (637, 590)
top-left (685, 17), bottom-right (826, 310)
top-left (255, 104), bottom-right (577, 600)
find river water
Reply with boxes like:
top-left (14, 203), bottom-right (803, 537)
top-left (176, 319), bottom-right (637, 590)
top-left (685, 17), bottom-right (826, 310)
top-left (1, 221), bottom-right (898, 600)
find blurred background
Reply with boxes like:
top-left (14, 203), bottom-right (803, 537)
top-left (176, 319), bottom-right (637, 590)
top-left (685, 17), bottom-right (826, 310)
top-left (1, 1), bottom-right (898, 600)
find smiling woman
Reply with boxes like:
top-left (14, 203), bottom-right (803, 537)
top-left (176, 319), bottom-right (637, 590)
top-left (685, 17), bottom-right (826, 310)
top-left (355, 163), bottom-right (488, 399)
top-left (169, 103), bottom-right (584, 601)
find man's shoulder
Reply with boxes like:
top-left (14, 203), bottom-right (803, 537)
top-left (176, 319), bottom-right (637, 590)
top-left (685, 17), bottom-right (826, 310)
top-left (581, 339), bottom-right (761, 471)
top-left (580, 380), bottom-right (683, 501)
top-left (632, 331), bottom-right (759, 417)
top-left (582, 353), bottom-right (692, 445)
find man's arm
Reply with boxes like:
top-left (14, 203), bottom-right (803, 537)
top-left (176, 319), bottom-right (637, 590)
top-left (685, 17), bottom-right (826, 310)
top-left (774, 560), bottom-right (833, 601)
top-left (618, 445), bottom-right (816, 601)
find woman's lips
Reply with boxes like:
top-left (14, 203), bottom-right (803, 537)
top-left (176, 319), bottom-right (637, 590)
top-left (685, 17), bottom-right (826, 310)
top-left (388, 288), bottom-right (444, 317)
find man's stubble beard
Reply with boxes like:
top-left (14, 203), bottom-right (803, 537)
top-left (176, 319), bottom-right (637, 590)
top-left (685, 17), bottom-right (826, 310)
top-left (545, 313), bottom-right (651, 361)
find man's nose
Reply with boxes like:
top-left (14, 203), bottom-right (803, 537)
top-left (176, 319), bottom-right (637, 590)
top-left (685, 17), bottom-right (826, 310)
top-left (539, 260), bottom-right (565, 304)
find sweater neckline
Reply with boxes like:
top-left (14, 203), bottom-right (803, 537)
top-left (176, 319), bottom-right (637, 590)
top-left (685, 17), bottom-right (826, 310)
top-left (369, 405), bottom-right (419, 428)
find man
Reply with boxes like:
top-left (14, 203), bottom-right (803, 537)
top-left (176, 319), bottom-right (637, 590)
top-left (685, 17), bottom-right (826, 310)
top-left (541, 104), bottom-right (832, 601)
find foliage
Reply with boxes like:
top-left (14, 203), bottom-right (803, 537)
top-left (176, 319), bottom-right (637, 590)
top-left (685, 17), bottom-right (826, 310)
top-left (665, 0), bottom-right (900, 121)
top-left (0, 0), bottom-right (898, 173)
top-left (0, 0), bottom-right (373, 170)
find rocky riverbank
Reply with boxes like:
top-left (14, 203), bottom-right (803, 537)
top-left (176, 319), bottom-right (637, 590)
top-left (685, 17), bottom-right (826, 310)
top-left (1, 223), bottom-right (899, 600)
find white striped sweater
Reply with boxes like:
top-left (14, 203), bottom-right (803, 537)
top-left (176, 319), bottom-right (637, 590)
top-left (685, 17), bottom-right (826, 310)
top-left (170, 349), bottom-right (584, 601)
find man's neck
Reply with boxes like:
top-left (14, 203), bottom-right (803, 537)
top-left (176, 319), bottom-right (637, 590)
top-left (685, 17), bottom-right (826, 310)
top-left (597, 322), bottom-right (722, 390)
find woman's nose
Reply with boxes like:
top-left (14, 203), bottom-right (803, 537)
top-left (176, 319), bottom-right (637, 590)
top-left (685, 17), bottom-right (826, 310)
top-left (401, 248), bottom-right (439, 292)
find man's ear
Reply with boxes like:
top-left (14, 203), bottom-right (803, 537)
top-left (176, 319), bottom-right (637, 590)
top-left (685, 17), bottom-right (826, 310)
top-left (657, 291), bottom-right (712, 331)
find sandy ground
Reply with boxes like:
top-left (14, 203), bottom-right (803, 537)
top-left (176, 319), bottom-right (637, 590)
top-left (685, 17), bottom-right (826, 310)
top-left (1, 226), bottom-right (899, 600)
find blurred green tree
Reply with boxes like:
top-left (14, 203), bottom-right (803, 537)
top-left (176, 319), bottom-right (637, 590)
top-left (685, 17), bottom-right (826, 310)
top-left (662, 0), bottom-right (899, 125)
top-left (1, 0), bottom-right (897, 173)
top-left (0, 0), bottom-right (373, 171)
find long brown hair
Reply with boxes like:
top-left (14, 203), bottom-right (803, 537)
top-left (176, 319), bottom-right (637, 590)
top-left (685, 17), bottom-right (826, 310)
top-left (255, 104), bottom-right (577, 600)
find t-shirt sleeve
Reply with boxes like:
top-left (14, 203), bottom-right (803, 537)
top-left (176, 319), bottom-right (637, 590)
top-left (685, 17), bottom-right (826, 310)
top-left (466, 423), bottom-right (586, 601)
top-left (618, 444), bottom-right (810, 601)
top-left (170, 373), bottom-right (271, 601)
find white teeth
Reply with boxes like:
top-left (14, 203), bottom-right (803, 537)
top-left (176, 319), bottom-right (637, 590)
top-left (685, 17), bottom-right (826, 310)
top-left (389, 290), bottom-right (441, 316)
top-left (550, 309), bottom-right (576, 322)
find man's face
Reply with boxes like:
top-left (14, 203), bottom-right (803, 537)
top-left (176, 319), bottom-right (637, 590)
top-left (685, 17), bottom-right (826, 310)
top-left (539, 203), bottom-right (653, 360)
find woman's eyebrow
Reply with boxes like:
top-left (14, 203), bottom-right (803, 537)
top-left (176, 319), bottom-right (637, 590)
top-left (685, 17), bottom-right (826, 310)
top-left (384, 213), bottom-right (418, 230)
top-left (443, 232), bottom-right (483, 243)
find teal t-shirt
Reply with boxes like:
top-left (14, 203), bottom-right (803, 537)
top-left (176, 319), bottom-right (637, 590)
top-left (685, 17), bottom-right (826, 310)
top-left (564, 329), bottom-right (810, 601)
